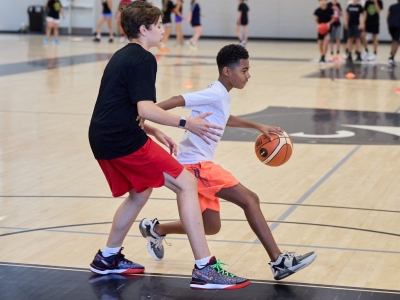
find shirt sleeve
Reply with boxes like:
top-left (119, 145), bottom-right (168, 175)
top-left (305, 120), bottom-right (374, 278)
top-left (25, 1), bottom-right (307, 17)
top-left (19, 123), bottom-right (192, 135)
top-left (190, 3), bottom-right (196, 11)
top-left (127, 58), bottom-right (157, 105)
top-left (314, 8), bottom-right (318, 16)
top-left (181, 87), bottom-right (221, 110)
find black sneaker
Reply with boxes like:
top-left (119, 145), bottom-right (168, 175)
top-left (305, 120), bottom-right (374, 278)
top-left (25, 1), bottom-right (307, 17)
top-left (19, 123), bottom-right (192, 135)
top-left (109, 38), bottom-right (114, 43)
top-left (89, 247), bottom-right (145, 275)
top-left (190, 256), bottom-right (250, 290)
top-left (139, 218), bottom-right (168, 260)
top-left (389, 57), bottom-right (396, 67)
top-left (93, 37), bottom-right (100, 42)
top-left (269, 251), bottom-right (317, 280)
top-left (356, 55), bottom-right (362, 62)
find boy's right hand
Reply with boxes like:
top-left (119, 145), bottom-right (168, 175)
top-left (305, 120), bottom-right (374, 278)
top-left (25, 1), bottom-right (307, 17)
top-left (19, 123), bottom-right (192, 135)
top-left (185, 112), bottom-right (223, 144)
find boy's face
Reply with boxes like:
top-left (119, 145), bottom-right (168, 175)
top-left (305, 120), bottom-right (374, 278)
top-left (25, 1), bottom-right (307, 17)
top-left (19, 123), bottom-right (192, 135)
top-left (228, 59), bottom-right (251, 89)
top-left (319, 0), bottom-right (327, 7)
top-left (146, 16), bottom-right (165, 47)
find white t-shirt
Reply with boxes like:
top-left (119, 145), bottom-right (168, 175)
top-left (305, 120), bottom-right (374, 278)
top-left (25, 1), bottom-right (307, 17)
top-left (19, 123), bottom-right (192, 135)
top-left (177, 80), bottom-right (231, 164)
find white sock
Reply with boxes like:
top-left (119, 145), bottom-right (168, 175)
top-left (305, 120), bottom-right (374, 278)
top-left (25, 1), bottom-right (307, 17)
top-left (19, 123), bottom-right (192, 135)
top-left (102, 246), bottom-right (121, 258)
top-left (96, 34), bottom-right (101, 39)
top-left (195, 255), bottom-right (212, 269)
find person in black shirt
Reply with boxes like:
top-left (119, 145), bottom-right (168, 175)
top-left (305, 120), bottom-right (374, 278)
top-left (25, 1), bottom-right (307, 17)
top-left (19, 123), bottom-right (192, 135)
top-left (235, 0), bottom-right (249, 47)
top-left (388, 0), bottom-right (400, 66)
top-left (314, 0), bottom-right (334, 64)
top-left (361, 0), bottom-right (383, 61)
top-left (159, 0), bottom-right (176, 52)
top-left (327, 0), bottom-right (343, 60)
top-left (44, 0), bottom-right (65, 45)
top-left (94, 0), bottom-right (114, 43)
top-left (345, 0), bottom-right (364, 61)
top-left (88, 1), bottom-right (249, 290)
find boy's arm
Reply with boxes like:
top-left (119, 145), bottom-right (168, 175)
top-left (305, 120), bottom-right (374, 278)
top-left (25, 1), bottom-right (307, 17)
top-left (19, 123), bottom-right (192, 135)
top-left (143, 123), bottom-right (178, 155)
top-left (226, 115), bottom-right (283, 141)
top-left (137, 100), bottom-right (222, 144)
top-left (314, 15), bottom-right (319, 26)
top-left (157, 95), bottom-right (185, 110)
top-left (374, 0), bottom-right (381, 14)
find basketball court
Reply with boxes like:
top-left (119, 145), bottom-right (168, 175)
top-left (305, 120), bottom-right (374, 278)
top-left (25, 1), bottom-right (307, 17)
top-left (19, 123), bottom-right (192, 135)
top-left (0, 33), bottom-right (400, 299)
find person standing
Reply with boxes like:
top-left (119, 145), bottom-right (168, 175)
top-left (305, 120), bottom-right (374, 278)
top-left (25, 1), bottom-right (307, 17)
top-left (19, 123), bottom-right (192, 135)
top-left (314, 0), bottom-right (334, 64)
top-left (159, 0), bottom-right (176, 52)
top-left (44, 0), bottom-right (65, 45)
top-left (388, 0), bottom-right (400, 66)
top-left (327, 0), bottom-right (343, 61)
top-left (345, 0), bottom-right (364, 62)
top-left (94, 0), bottom-right (114, 43)
top-left (174, 0), bottom-right (185, 44)
top-left (235, 0), bottom-right (249, 47)
top-left (188, 0), bottom-right (202, 48)
top-left (361, 0), bottom-right (383, 61)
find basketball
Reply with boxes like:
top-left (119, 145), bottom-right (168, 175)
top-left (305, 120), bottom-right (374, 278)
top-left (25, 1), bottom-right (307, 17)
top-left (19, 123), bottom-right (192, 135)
top-left (254, 131), bottom-right (293, 167)
top-left (317, 23), bottom-right (329, 35)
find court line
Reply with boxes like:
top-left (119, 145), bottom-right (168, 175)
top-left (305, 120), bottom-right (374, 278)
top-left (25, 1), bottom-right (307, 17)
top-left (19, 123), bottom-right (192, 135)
top-left (266, 145), bottom-right (362, 233)
top-left (2, 195), bottom-right (400, 214)
top-left (1, 262), bottom-right (399, 294)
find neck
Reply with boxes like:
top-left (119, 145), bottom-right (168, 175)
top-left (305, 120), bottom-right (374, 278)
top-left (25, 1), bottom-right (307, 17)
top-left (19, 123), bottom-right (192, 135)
top-left (218, 76), bottom-right (233, 92)
top-left (129, 39), bottom-right (150, 51)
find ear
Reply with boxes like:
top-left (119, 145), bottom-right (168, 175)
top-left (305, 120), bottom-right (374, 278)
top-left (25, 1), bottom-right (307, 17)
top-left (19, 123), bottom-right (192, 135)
top-left (222, 66), bottom-right (230, 77)
top-left (138, 25), bottom-right (147, 36)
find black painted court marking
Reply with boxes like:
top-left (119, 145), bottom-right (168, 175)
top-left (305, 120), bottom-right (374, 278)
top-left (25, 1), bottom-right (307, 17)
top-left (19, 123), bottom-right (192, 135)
top-left (0, 53), bottom-right (113, 77)
top-left (266, 145), bottom-right (361, 234)
top-left (2, 195), bottom-right (400, 214)
top-left (157, 54), bottom-right (311, 62)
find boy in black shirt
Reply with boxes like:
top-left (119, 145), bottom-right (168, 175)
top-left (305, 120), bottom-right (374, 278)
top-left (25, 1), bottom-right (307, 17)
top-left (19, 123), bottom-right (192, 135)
top-left (88, 1), bottom-right (250, 290)
top-left (361, 0), bottom-right (383, 61)
top-left (314, 0), bottom-right (334, 64)
top-left (388, 0), bottom-right (400, 66)
top-left (345, 0), bottom-right (365, 61)
top-left (236, 0), bottom-right (250, 47)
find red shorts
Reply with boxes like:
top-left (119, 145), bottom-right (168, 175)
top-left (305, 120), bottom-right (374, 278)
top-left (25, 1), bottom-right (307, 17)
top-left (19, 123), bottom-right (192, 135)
top-left (184, 161), bottom-right (239, 213)
top-left (98, 137), bottom-right (184, 197)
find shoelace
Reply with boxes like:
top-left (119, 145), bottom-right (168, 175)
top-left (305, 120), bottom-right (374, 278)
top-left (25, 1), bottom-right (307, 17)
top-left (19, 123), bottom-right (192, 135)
top-left (210, 259), bottom-right (235, 278)
top-left (153, 236), bottom-right (171, 249)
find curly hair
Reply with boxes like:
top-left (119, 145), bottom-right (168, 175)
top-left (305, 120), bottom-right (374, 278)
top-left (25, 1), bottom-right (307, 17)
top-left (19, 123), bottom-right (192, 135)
top-left (216, 44), bottom-right (249, 73)
top-left (121, 1), bottom-right (163, 40)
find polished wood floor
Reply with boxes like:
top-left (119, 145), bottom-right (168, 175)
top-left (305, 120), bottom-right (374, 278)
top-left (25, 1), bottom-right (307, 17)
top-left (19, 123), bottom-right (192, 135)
top-left (0, 34), bottom-right (399, 292)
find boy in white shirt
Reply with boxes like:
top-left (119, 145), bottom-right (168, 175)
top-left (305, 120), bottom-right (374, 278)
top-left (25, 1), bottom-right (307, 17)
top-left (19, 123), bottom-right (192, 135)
top-left (140, 44), bottom-right (317, 281)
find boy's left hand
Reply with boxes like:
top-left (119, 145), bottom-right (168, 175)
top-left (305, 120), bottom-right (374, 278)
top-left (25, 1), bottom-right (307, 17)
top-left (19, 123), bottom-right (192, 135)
top-left (154, 131), bottom-right (178, 156)
top-left (136, 116), bottom-right (145, 129)
top-left (257, 124), bottom-right (284, 141)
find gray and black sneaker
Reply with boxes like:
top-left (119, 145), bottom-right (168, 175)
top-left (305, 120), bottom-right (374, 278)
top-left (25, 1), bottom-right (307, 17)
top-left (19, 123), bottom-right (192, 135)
top-left (190, 256), bottom-right (250, 290)
top-left (269, 251), bottom-right (317, 280)
top-left (139, 218), bottom-right (167, 260)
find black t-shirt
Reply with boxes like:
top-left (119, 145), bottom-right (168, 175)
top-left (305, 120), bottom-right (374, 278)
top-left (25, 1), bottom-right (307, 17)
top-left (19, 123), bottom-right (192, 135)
top-left (89, 44), bottom-right (157, 160)
top-left (347, 4), bottom-right (364, 26)
top-left (102, 0), bottom-right (111, 14)
top-left (238, 3), bottom-right (249, 25)
top-left (364, 0), bottom-right (383, 25)
top-left (327, 2), bottom-right (342, 26)
top-left (162, 1), bottom-right (175, 23)
top-left (47, 0), bottom-right (62, 19)
top-left (314, 7), bottom-right (333, 24)
top-left (389, 3), bottom-right (400, 28)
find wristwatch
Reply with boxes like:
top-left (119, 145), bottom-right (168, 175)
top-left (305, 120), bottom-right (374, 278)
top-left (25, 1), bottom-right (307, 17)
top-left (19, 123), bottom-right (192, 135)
top-left (178, 116), bottom-right (186, 128)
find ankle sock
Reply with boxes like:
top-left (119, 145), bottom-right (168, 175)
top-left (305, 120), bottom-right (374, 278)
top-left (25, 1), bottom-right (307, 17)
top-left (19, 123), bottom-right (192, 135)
top-left (102, 246), bottom-right (121, 257)
top-left (195, 255), bottom-right (212, 269)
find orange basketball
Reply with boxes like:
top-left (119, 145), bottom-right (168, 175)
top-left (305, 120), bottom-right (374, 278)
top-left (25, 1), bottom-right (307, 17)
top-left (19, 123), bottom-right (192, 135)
top-left (317, 23), bottom-right (329, 35)
top-left (254, 131), bottom-right (293, 167)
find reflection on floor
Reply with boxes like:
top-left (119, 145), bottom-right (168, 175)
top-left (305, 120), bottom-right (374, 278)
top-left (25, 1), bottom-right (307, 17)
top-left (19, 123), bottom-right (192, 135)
top-left (1, 263), bottom-right (399, 300)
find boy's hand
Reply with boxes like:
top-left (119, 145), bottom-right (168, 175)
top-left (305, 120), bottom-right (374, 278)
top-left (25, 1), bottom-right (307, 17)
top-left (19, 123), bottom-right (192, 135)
top-left (154, 130), bottom-right (178, 156)
top-left (256, 124), bottom-right (284, 141)
top-left (185, 112), bottom-right (223, 144)
top-left (136, 116), bottom-right (145, 129)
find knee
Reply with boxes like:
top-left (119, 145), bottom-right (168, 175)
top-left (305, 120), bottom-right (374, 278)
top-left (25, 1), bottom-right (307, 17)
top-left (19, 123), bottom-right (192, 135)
top-left (204, 222), bottom-right (221, 235)
top-left (242, 192), bottom-right (260, 210)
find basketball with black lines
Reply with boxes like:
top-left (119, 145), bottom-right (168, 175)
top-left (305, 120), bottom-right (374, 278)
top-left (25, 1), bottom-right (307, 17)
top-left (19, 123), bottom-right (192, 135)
top-left (254, 131), bottom-right (293, 166)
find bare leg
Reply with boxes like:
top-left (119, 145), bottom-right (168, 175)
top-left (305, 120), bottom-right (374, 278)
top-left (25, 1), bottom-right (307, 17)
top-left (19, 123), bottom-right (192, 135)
top-left (372, 34), bottom-right (378, 53)
top-left (155, 209), bottom-right (221, 236)
top-left (191, 26), bottom-right (202, 44)
top-left (318, 39), bottom-right (323, 55)
top-left (235, 24), bottom-right (242, 41)
top-left (356, 38), bottom-right (361, 53)
top-left (176, 22), bottom-right (184, 43)
top-left (243, 25), bottom-right (248, 43)
top-left (322, 35), bottom-right (330, 56)
top-left (106, 188), bottom-right (152, 247)
top-left (53, 23), bottom-right (59, 39)
top-left (391, 41), bottom-right (399, 57)
top-left (46, 21), bottom-right (53, 38)
top-left (336, 38), bottom-right (341, 54)
top-left (215, 183), bottom-right (281, 261)
top-left (361, 31), bottom-right (368, 52)
top-left (163, 25), bottom-right (172, 45)
top-left (163, 170), bottom-right (210, 259)
top-left (96, 17), bottom-right (105, 36)
top-left (106, 18), bottom-right (113, 38)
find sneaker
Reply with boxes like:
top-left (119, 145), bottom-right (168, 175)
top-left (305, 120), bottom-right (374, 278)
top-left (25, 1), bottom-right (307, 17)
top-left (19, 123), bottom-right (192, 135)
top-left (54, 39), bottom-right (60, 45)
top-left (43, 38), bottom-right (49, 44)
top-left (318, 57), bottom-right (326, 64)
top-left (367, 53), bottom-right (376, 61)
top-left (93, 37), bottom-right (101, 42)
top-left (389, 58), bottom-right (396, 67)
top-left (190, 256), bottom-right (250, 290)
top-left (362, 52), bottom-right (369, 60)
top-left (356, 55), bottom-right (362, 62)
top-left (109, 37), bottom-right (114, 43)
top-left (269, 251), bottom-right (317, 280)
top-left (89, 247), bottom-right (145, 275)
top-left (139, 218), bottom-right (168, 260)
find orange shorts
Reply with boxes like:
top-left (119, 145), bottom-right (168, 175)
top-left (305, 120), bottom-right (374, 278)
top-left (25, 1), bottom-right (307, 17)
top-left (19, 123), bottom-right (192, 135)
top-left (183, 161), bottom-right (239, 213)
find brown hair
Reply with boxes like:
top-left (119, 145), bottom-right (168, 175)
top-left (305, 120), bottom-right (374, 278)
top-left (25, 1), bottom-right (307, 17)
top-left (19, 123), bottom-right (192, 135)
top-left (121, 1), bottom-right (163, 40)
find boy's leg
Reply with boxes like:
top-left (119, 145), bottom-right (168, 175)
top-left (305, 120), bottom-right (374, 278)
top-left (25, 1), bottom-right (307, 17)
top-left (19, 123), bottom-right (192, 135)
top-left (215, 183), bottom-right (281, 261)
top-left (372, 33), bottom-right (378, 53)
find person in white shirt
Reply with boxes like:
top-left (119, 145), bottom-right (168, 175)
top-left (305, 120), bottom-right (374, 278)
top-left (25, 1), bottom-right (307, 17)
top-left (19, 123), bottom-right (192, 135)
top-left (139, 44), bottom-right (317, 281)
